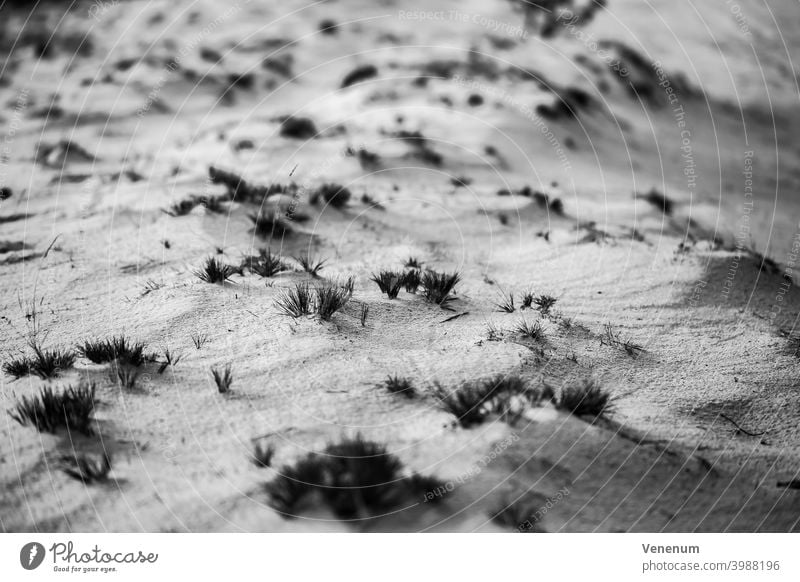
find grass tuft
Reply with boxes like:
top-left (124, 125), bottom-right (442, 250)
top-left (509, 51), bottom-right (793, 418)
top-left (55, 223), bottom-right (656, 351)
top-left (249, 210), bottom-right (292, 239)
top-left (314, 282), bottom-right (351, 321)
top-left (433, 374), bottom-right (538, 427)
top-left (310, 183), bottom-right (352, 208)
top-left (294, 253), bottom-right (326, 277)
top-left (253, 442), bottom-right (276, 468)
top-left (421, 270), bottom-right (461, 307)
top-left (211, 364), bottom-right (233, 393)
top-left (402, 269), bottom-right (421, 293)
top-left (384, 375), bottom-right (416, 398)
top-left (3, 346), bottom-right (75, 380)
top-left (78, 335), bottom-right (147, 366)
top-left (241, 248), bottom-right (288, 278)
top-left (9, 382), bottom-right (96, 435)
top-left (265, 435), bottom-right (441, 519)
top-left (194, 256), bottom-right (237, 284)
top-left (533, 294), bottom-right (557, 315)
top-left (191, 332), bottom-right (208, 350)
top-left (556, 378), bottom-right (613, 417)
top-left (371, 270), bottom-right (404, 299)
top-left (601, 322), bottom-right (645, 358)
top-left (61, 451), bottom-right (112, 483)
top-left (514, 319), bottom-right (544, 341)
top-left (496, 292), bottom-right (516, 313)
top-left (275, 282), bottom-right (314, 317)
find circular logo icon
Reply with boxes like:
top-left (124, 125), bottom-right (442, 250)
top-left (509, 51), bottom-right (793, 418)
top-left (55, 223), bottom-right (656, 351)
top-left (20, 542), bottom-right (45, 570)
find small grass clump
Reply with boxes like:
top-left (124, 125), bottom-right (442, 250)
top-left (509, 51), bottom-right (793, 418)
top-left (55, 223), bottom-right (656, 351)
top-left (294, 254), bottom-right (326, 277)
top-left (253, 442), bottom-right (276, 468)
top-left (314, 282), bottom-right (351, 321)
top-left (194, 256), bottom-right (237, 284)
top-left (211, 364), bottom-right (233, 393)
top-left (9, 382), bottom-right (96, 435)
top-left (249, 210), bottom-right (292, 239)
top-left (384, 375), bottom-right (416, 398)
top-left (275, 282), bottom-right (314, 317)
top-left (601, 322), bottom-right (645, 358)
top-left (360, 303), bottom-right (369, 326)
top-left (556, 378), bottom-right (613, 417)
top-left (61, 451), bottom-right (112, 484)
top-left (114, 365), bottom-right (140, 390)
top-left (433, 374), bottom-right (538, 427)
top-left (157, 348), bottom-right (182, 374)
top-left (265, 435), bottom-right (442, 519)
top-left (208, 166), bottom-right (292, 203)
top-left (191, 332), bottom-right (208, 350)
top-left (515, 319), bottom-right (544, 341)
top-left (241, 248), bottom-right (288, 278)
top-left (371, 270), bottom-right (404, 299)
top-left (310, 183), bottom-right (351, 208)
top-left (404, 257), bottom-right (423, 269)
top-left (402, 269), bottom-right (421, 293)
top-left (496, 292), bottom-right (515, 313)
top-left (421, 270), bottom-right (461, 307)
top-left (520, 291), bottom-right (534, 310)
top-left (533, 294), bottom-right (557, 315)
top-left (3, 346), bottom-right (75, 380)
top-left (78, 335), bottom-right (147, 366)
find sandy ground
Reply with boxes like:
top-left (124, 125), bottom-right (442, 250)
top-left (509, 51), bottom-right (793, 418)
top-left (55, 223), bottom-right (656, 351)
top-left (1, 0), bottom-right (799, 532)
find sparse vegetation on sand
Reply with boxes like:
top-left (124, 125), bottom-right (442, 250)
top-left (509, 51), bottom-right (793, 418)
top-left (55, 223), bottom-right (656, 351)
top-left (211, 364), bottom-right (233, 393)
top-left (209, 165), bottom-right (294, 203)
top-left (402, 269), bottom-right (421, 293)
top-left (556, 378), bottom-right (613, 417)
top-left (194, 256), bottom-right (237, 284)
top-left (191, 332), bottom-right (208, 350)
top-left (371, 270), bottom-right (404, 299)
top-left (294, 253), bottom-right (326, 276)
top-left (496, 291), bottom-right (515, 313)
top-left (264, 435), bottom-right (442, 518)
top-left (384, 375), bottom-right (416, 398)
top-left (533, 294), bottom-right (557, 315)
top-left (314, 282), bottom-right (352, 321)
top-left (275, 282), bottom-right (314, 317)
top-left (240, 248), bottom-right (288, 278)
top-left (601, 322), bottom-right (645, 357)
top-left (114, 364), bottom-right (140, 390)
top-left (3, 345), bottom-right (75, 379)
top-left (514, 319), bottom-right (545, 341)
top-left (157, 348), bottom-right (182, 374)
top-left (249, 210), bottom-right (293, 239)
top-left (78, 335), bottom-right (148, 366)
top-left (252, 442), bottom-right (276, 468)
top-left (310, 183), bottom-right (352, 208)
top-left (9, 383), bottom-right (96, 435)
top-left (433, 374), bottom-right (539, 427)
top-left (61, 451), bottom-right (112, 484)
top-left (421, 270), bottom-right (461, 307)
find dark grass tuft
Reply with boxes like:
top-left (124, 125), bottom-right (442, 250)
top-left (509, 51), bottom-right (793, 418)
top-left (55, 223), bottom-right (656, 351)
top-left (601, 322), bottom-right (645, 358)
top-left (209, 165), bottom-right (293, 203)
top-left (9, 382), bottom-right (96, 435)
top-left (3, 346), bottom-right (75, 380)
top-left (157, 348), bottom-right (182, 374)
top-left (194, 256), bottom-right (237, 284)
top-left (249, 210), bottom-right (293, 239)
top-left (294, 253), bottom-right (326, 276)
top-left (371, 270), bottom-right (404, 299)
top-left (514, 319), bottom-right (544, 341)
top-left (253, 442), bottom-right (276, 468)
top-left (557, 378), bottom-right (613, 417)
top-left (61, 451), bottom-right (112, 484)
top-left (314, 282), bottom-right (351, 321)
top-left (404, 257), bottom-right (423, 269)
top-left (360, 303), bottom-right (370, 326)
top-left (496, 292), bottom-right (515, 313)
top-left (78, 335), bottom-right (147, 366)
top-left (520, 291), bottom-right (534, 310)
top-left (639, 187), bottom-right (674, 216)
top-left (211, 363), bottom-right (233, 393)
top-left (384, 375), bottom-right (416, 398)
top-left (310, 183), bottom-right (352, 208)
top-left (421, 270), bottom-right (461, 307)
top-left (279, 116), bottom-right (318, 140)
top-left (276, 282), bottom-right (314, 317)
top-left (341, 64), bottom-right (378, 88)
top-left (191, 332), bottom-right (208, 350)
top-left (433, 374), bottom-right (538, 427)
top-left (533, 294), bottom-right (557, 315)
top-left (264, 435), bottom-right (441, 519)
top-left (114, 365), bottom-right (140, 390)
top-left (241, 248), bottom-right (288, 278)
top-left (402, 269), bottom-right (421, 293)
